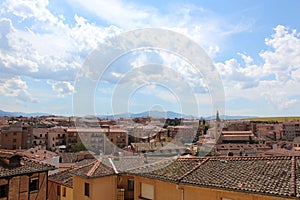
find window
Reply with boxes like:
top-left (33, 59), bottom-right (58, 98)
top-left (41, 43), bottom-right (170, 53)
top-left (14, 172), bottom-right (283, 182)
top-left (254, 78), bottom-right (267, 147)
top-left (84, 182), bottom-right (90, 197)
top-left (13, 139), bottom-right (17, 143)
top-left (140, 183), bottom-right (154, 200)
top-left (128, 179), bottom-right (134, 191)
top-left (62, 187), bottom-right (66, 197)
top-left (0, 184), bottom-right (8, 198)
top-left (29, 177), bottom-right (39, 191)
top-left (57, 185), bottom-right (61, 196)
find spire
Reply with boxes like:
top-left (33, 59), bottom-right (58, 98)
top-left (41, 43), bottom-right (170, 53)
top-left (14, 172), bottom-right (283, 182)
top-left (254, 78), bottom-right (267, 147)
top-left (216, 110), bottom-right (221, 122)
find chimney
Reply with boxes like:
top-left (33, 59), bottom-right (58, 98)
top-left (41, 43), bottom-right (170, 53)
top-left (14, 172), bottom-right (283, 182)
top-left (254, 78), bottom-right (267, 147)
top-left (0, 153), bottom-right (22, 167)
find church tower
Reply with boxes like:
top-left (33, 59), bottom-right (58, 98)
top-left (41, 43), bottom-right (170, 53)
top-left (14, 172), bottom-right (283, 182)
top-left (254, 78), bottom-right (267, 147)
top-left (214, 110), bottom-right (222, 140)
top-left (210, 110), bottom-right (222, 140)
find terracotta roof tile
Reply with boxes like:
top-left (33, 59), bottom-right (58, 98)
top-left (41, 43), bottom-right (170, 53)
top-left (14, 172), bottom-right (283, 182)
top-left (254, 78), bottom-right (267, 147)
top-left (130, 156), bottom-right (299, 198)
top-left (49, 159), bottom-right (97, 187)
top-left (70, 160), bottom-right (115, 178)
top-left (49, 169), bottom-right (74, 188)
top-left (129, 157), bottom-right (202, 182)
top-left (0, 152), bottom-right (55, 178)
top-left (181, 156), bottom-right (294, 198)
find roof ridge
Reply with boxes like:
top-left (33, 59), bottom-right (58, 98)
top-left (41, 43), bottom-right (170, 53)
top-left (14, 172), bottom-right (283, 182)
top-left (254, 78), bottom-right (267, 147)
top-left (290, 156), bottom-right (296, 197)
top-left (108, 158), bottom-right (118, 174)
top-left (22, 157), bottom-right (55, 168)
top-left (209, 156), bottom-right (291, 161)
top-left (87, 160), bottom-right (101, 177)
top-left (176, 157), bottom-right (210, 182)
top-left (50, 162), bottom-right (86, 177)
top-left (75, 159), bottom-right (98, 168)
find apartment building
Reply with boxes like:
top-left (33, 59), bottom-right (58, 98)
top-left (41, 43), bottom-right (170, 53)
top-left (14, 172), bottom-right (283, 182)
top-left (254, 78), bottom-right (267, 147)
top-left (256, 123), bottom-right (282, 141)
top-left (282, 122), bottom-right (300, 141)
top-left (0, 121), bottom-right (32, 150)
top-left (66, 127), bottom-right (128, 154)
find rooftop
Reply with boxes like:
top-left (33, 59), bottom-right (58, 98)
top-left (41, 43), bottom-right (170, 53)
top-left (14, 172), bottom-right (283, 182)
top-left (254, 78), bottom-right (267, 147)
top-left (129, 156), bottom-right (300, 198)
top-left (49, 168), bottom-right (74, 188)
top-left (51, 155), bottom-right (300, 198)
top-left (0, 151), bottom-right (55, 178)
top-left (70, 160), bottom-right (115, 179)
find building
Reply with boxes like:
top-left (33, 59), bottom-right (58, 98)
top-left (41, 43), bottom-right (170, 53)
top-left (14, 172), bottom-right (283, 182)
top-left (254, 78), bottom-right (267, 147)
top-left (130, 156), bottom-right (297, 200)
top-left (256, 123), bottom-right (282, 141)
top-left (47, 127), bottom-right (67, 151)
top-left (32, 127), bottom-right (48, 147)
top-left (282, 122), bottom-right (300, 141)
top-left (66, 127), bottom-right (128, 154)
top-left (48, 168), bottom-right (74, 200)
top-left (219, 130), bottom-right (256, 144)
top-left (47, 154), bottom-right (300, 200)
top-left (0, 151), bottom-right (54, 200)
top-left (207, 111), bottom-right (223, 141)
top-left (21, 146), bottom-right (59, 175)
top-left (0, 121), bottom-right (32, 150)
top-left (65, 128), bottom-right (80, 151)
top-left (214, 143), bottom-right (271, 156)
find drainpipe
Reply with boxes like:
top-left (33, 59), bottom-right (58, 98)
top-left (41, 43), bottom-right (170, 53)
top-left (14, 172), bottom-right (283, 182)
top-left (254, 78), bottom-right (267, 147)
top-left (176, 184), bottom-right (184, 200)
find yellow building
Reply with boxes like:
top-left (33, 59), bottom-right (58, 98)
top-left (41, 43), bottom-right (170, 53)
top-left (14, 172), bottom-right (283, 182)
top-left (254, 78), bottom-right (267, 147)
top-left (48, 155), bottom-right (299, 200)
top-left (130, 156), bottom-right (297, 200)
top-left (48, 168), bottom-right (74, 200)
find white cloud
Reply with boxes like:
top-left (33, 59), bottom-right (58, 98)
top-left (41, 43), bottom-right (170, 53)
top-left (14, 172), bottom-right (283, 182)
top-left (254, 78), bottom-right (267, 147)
top-left (262, 91), bottom-right (299, 110)
top-left (260, 25), bottom-right (300, 82)
top-left (0, 76), bottom-right (37, 103)
top-left (0, 0), bottom-right (122, 84)
top-left (216, 25), bottom-right (300, 111)
top-left (0, 0), bottom-right (253, 87)
top-left (66, 0), bottom-right (155, 29)
top-left (215, 58), bottom-right (260, 89)
top-left (238, 52), bottom-right (253, 65)
top-left (51, 81), bottom-right (74, 97)
top-left (3, 0), bottom-right (56, 23)
top-left (65, 0), bottom-right (254, 58)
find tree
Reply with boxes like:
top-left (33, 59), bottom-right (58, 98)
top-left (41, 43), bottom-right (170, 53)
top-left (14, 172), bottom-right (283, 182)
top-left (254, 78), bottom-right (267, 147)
top-left (71, 142), bottom-right (87, 152)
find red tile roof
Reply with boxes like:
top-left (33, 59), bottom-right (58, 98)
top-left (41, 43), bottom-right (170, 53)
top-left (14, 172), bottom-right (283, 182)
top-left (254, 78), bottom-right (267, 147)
top-left (0, 151), bottom-right (55, 178)
top-left (130, 156), bottom-right (300, 198)
top-left (70, 160), bottom-right (115, 178)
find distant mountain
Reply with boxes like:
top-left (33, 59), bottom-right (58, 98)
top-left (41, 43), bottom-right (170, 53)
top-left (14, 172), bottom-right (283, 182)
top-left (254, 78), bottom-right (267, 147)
top-left (0, 109), bottom-right (257, 120)
top-left (98, 111), bottom-right (197, 119)
top-left (98, 111), bottom-right (257, 120)
top-left (0, 109), bottom-right (51, 117)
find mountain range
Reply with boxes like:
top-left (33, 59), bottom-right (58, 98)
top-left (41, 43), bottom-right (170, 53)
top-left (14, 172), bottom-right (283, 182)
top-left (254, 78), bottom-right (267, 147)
top-left (0, 109), bottom-right (51, 117)
top-left (97, 111), bottom-right (257, 120)
top-left (0, 109), bottom-right (257, 120)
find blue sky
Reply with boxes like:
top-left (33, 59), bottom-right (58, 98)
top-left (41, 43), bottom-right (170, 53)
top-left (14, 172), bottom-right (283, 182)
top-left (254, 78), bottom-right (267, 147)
top-left (0, 0), bottom-right (300, 117)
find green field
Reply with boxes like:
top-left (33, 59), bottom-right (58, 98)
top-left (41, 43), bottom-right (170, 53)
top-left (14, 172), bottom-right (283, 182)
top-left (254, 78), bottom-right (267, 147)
top-left (247, 116), bottom-right (300, 123)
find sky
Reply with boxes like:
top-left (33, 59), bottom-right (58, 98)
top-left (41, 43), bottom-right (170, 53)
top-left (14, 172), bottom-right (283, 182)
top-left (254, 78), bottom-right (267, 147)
top-left (0, 0), bottom-right (300, 117)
